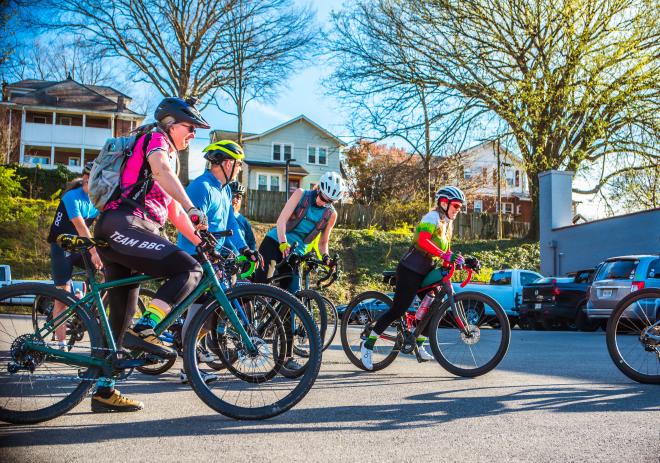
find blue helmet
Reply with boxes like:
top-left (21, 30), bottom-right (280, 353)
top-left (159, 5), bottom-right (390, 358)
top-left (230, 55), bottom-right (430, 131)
top-left (435, 186), bottom-right (466, 204)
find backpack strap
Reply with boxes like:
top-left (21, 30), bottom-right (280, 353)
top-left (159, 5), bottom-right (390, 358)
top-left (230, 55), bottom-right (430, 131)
top-left (303, 203), bottom-right (335, 244)
top-left (118, 132), bottom-right (160, 223)
top-left (286, 190), bottom-right (313, 233)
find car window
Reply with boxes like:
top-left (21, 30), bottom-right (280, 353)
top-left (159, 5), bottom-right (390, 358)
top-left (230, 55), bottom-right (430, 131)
top-left (595, 260), bottom-right (638, 281)
top-left (491, 271), bottom-right (512, 285)
top-left (647, 259), bottom-right (660, 279)
top-left (0, 267), bottom-right (6, 281)
top-left (575, 271), bottom-right (592, 284)
top-left (520, 272), bottom-right (540, 286)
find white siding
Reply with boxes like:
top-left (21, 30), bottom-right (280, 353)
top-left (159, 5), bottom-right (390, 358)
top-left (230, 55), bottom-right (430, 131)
top-left (242, 118), bottom-right (342, 189)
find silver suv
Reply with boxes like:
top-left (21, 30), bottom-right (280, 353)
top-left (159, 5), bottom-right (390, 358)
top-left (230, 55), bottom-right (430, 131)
top-left (586, 255), bottom-right (660, 320)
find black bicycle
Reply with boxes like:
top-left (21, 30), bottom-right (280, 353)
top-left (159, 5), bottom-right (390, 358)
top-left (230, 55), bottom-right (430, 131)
top-left (340, 261), bottom-right (510, 377)
top-left (606, 288), bottom-right (660, 384)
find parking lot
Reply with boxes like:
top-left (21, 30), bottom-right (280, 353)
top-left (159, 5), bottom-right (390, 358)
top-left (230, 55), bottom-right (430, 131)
top-left (1, 330), bottom-right (658, 463)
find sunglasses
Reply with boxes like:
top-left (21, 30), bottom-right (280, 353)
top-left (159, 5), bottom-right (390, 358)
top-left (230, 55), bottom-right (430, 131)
top-left (180, 123), bottom-right (196, 134)
top-left (449, 202), bottom-right (463, 210)
top-left (319, 192), bottom-right (334, 204)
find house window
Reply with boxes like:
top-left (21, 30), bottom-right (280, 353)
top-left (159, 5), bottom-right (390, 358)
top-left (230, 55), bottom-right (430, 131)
top-left (270, 175), bottom-right (280, 192)
top-left (515, 170), bottom-right (520, 187)
top-left (56, 114), bottom-right (83, 126)
top-left (506, 171), bottom-right (514, 186)
top-left (492, 169), bottom-right (497, 185)
top-left (30, 156), bottom-right (50, 165)
top-left (318, 147), bottom-right (327, 165)
top-left (307, 146), bottom-right (328, 165)
top-left (463, 168), bottom-right (473, 180)
top-left (60, 116), bottom-right (72, 126)
top-left (272, 143), bottom-right (293, 161)
top-left (481, 167), bottom-right (488, 180)
top-left (308, 147), bottom-right (315, 164)
top-left (32, 115), bottom-right (48, 124)
top-left (257, 174), bottom-right (268, 191)
top-left (473, 199), bottom-right (483, 213)
top-left (516, 205), bottom-right (521, 215)
top-left (503, 202), bottom-right (514, 214)
top-left (86, 117), bottom-right (111, 128)
top-left (68, 157), bottom-right (80, 167)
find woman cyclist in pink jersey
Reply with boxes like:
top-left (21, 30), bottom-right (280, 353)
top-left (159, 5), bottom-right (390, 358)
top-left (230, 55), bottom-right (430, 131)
top-left (91, 97), bottom-right (211, 412)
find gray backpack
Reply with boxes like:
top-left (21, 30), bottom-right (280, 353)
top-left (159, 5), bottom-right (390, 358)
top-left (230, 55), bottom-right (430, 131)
top-left (88, 125), bottom-right (154, 211)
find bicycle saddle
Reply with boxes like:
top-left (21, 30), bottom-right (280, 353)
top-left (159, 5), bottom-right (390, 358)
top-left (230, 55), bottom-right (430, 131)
top-left (56, 234), bottom-right (108, 252)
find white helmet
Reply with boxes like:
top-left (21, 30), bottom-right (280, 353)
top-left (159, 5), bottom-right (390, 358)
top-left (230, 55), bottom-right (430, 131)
top-left (318, 171), bottom-right (345, 201)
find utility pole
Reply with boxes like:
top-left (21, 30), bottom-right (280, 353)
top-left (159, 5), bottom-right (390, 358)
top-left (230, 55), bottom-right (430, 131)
top-left (496, 138), bottom-right (502, 239)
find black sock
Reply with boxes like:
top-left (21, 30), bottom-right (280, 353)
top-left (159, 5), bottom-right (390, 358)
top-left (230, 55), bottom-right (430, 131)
top-left (95, 386), bottom-right (115, 398)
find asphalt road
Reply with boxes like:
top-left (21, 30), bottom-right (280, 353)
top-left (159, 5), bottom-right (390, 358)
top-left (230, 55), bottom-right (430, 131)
top-left (1, 330), bottom-right (659, 463)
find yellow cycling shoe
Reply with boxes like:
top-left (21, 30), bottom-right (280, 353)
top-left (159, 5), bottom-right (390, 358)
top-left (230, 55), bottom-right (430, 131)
top-left (91, 389), bottom-right (144, 413)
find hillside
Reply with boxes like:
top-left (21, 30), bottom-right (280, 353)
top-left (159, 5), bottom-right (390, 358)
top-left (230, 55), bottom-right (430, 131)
top-left (0, 202), bottom-right (539, 305)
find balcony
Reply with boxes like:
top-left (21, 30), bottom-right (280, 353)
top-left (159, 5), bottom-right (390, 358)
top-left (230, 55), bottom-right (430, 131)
top-left (22, 123), bottom-right (112, 149)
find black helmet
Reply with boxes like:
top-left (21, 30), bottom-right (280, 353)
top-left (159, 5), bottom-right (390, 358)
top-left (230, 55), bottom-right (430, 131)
top-left (83, 161), bottom-right (93, 175)
top-left (154, 96), bottom-right (210, 129)
top-left (229, 181), bottom-right (246, 197)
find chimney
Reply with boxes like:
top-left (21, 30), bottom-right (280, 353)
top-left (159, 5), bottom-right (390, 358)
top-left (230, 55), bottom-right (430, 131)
top-left (117, 95), bottom-right (125, 112)
top-left (539, 170), bottom-right (574, 231)
top-left (2, 82), bottom-right (8, 102)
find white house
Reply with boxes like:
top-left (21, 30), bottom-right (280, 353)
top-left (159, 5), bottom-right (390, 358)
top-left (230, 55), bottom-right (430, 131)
top-left (1, 77), bottom-right (145, 173)
top-left (455, 140), bottom-right (533, 222)
top-left (211, 115), bottom-right (346, 193)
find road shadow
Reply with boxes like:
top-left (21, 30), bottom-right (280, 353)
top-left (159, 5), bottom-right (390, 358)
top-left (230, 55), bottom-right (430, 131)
top-left (1, 378), bottom-right (657, 447)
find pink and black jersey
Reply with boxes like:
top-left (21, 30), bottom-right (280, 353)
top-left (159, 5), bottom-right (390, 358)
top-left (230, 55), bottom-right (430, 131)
top-left (104, 131), bottom-right (176, 226)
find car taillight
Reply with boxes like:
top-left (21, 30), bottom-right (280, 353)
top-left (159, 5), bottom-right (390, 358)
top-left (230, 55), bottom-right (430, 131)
top-left (552, 279), bottom-right (560, 296)
top-left (631, 281), bottom-right (645, 292)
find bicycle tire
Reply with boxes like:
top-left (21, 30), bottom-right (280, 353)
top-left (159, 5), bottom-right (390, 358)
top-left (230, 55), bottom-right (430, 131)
top-left (0, 283), bottom-right (103, 424)
top-left (182, 283), bottom-right (322, 420)
top-left (606, 289), bottom-right (660, 385)
top-left (340, 291), bottom-right (401, 372)
top-left (294, 289), bottom-right (327, 356)
top-left (320, 295), bottom-right (338, 350)
top-left (429, 291), bottom-right (510, 377)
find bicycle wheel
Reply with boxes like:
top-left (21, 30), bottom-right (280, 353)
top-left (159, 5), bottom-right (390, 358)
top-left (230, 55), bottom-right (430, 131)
top-left (429, 291), bottom-right (510, 377)
top-left (0, 283), bottom-right (103, 424)
top-left (320, 295), bottom-right (338, 351)
top-left (294, 289), bottom-right (327, 357)
top-left (340, 291), bottom-right (401, 372)
top-left (135, 288), bottom-right (177, 376)
top-left (606, 289), bottom-right (660, 384)
top-left (183, 283), bottom-right (321, 420)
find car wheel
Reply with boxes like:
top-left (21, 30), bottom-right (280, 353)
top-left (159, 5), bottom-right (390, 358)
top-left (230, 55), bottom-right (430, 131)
top-left (518, 316), bottom-right (532, 330)
top-left (575, 309), bottom-right (599, 332)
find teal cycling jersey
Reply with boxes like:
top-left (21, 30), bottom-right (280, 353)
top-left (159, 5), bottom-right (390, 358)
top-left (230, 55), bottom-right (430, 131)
top-left (266, 190), bottom-right (330, 253)
top-left (177, 170), bottom-right (247, 255)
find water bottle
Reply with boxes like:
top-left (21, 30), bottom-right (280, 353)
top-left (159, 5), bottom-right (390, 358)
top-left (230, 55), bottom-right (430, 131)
top-left (415, 293), bottom-right (435, 321)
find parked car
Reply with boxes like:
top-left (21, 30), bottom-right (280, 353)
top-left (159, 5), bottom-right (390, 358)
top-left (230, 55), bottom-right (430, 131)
top-left (455, 269), bottom-right (543, 326)
top-left (585, 255), bottom-right (660, 321)
top-left (520, 268), bottom-right (597, 331)
top-left (338, 268), bottom-right (542, 327)
top-left (0, 264), bottom-right (84, 305)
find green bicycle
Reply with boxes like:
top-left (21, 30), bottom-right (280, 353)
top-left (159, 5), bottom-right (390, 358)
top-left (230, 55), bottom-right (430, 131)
top-left (0, 231), bottom-right (321, 424)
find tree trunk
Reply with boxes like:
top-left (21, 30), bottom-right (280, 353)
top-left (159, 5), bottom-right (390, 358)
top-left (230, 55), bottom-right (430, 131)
top-left (527, 171), bottom-right (540, 240)
top-left (178, 147), bottom-right (190, 185)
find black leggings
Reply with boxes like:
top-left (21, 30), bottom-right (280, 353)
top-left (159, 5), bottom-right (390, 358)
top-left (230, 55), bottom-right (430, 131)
top-left (94, 210), bottom-right (203, 347)
top-left (373, 263), bottom-right (427, 335)
top-left (254, 236), bottom-right (293, 289)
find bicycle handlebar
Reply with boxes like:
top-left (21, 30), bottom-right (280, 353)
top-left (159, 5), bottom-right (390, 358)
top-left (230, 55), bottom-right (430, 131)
top-left (441, 261), bottom-right (477, 287)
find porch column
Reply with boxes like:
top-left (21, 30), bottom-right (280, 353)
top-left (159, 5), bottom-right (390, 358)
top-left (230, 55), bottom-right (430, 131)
top-left (20, 109), bottom-right (26, 163)
top-left (51, 112), bottom-right (56, 165)
top-left (50, 145), bottom-right (55, 166)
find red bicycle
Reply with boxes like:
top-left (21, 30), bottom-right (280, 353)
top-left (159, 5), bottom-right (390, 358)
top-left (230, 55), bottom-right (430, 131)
top-left (340, 262), bottom-right (511, 377)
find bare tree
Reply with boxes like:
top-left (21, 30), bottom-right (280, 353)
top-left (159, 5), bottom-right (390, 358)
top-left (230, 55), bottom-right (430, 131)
top-left (327, 4), bottom-right (486, 208)
top-left (5, 36), bottom-right (116, 85)
top-left (214, 0), bottom-right (316, 144)
top-left (329, 0), bottom-right (660, 237)
top-left (34, 0), bottom-right (239, 183)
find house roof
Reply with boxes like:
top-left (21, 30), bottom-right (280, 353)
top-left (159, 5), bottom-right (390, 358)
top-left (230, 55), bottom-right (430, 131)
top-left (211, 115), bottom-right (347, 147)
top-left (3, 77), bottom-right (141, 116)
top-left (456, 140), bottom-right (523, 167)
top-left (245, 160), bottom-right (309, 175)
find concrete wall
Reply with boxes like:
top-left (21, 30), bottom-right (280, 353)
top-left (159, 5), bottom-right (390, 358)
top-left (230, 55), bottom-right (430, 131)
top-left (538, 170), bottom-right (660, 276)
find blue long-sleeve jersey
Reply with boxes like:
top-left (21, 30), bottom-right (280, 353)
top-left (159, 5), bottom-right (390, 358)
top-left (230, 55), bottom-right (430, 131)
top-left (177, 170), bottom-right (247, 256)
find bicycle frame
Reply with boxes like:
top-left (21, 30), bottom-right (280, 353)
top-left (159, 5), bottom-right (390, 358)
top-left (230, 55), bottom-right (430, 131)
top-left (23, 249), bottom-right (258, 377)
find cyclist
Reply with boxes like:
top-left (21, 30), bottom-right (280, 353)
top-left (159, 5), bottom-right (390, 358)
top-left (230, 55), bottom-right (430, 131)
top-left (47, 162), bottom-right (102, 346)
top-left (91, 97), bottom-right (211, 412)
top-left (226, 181), bottom-right (257, 254)
top-left (254, 171), bottom-right (344, 370)
top-left (360, 186), bottom-right (467, 370)
top-left (176, 140), bottom-right (261, 384)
